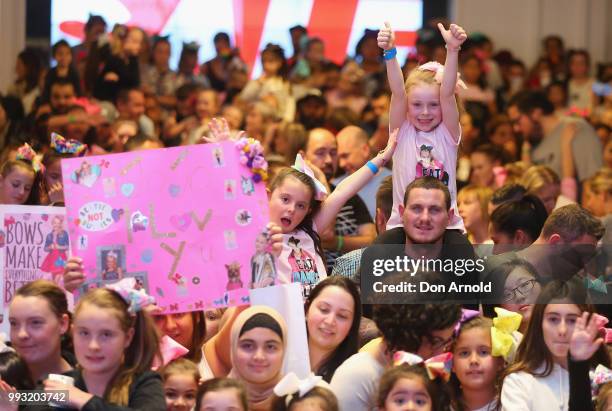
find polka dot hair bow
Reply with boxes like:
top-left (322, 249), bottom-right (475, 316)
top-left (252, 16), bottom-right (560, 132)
top-left (105, 277), bottom-right (155, 314)
top-left (392, 351), bottom-right (454, 382)
top-left (51, 132), bottom-right (88, 156)
top-left (274, 372), bottom-right (330, 406)
top-left (491, 307), bottom-right (522, 361)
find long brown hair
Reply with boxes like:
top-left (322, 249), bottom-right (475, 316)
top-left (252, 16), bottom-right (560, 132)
top-left (75, 288), bottom-right (161, 406)
top-left (502, 281), bottom-right (610, 381)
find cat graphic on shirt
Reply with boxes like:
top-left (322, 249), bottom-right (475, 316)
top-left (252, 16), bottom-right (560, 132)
top-left (287, 236), bottom-right (319, 296)
top-left (416, 144), bottom-right (450, 185)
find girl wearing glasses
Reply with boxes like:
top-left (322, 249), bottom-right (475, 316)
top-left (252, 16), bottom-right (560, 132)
top-left (484, 259), bottom-right (542, 334)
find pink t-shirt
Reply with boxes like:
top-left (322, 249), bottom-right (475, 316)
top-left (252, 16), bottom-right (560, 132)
top-left (387, 120), bottom-right (465, 231)
top-left (277, 228), bottom-right (327, 299)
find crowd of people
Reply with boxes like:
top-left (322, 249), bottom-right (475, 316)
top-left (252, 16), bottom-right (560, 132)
top-left (0, 12), bottom-right (611, 411)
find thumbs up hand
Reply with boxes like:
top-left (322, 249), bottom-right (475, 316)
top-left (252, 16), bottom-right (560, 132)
top-left (437, 23), bottom-right (467, 50)
top-left (377, 21), bottom-right (395, 51)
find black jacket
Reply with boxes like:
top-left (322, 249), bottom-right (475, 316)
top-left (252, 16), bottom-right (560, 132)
top-left (23, 370), bottom-right (165, 411)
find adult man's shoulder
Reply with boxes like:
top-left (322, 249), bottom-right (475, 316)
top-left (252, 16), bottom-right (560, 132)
top-left (373, 227), bottom-right (405, 245)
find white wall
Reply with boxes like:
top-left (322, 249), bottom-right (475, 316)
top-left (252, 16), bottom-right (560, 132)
top-left (0, 0), bottom-right (26, 94)
top-left (451, 0), bottom-right (612, 70)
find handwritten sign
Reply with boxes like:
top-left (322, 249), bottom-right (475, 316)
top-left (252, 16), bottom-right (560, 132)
top-left (62, 143), bottom-right (270, 313)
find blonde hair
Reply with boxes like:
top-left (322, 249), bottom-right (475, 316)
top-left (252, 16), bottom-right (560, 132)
top-left (458, 185), bottom-right (493, 224)
top-left (75, 288), bottom-right (160, 406)
top-left (503, 161), bottom-right (529, 185)
top-left (585, 168), bottom-right (612, 196)
top-left (598, 382), bottom-right (612, 411)
top-left (520, 165), bottom-right (560, 194)
top-left (404, 67), bottom-right (439, 93)
top-left (404, 66), bottom-right (463, 114)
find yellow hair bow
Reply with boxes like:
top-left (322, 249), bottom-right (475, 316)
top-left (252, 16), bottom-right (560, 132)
top-left (491, 307), bottom-right (522, 360)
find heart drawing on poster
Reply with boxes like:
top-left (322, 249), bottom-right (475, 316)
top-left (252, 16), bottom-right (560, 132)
top-left (168, 184), bottom-right (181, 197)
top-left (121, 183), bottom-right (135, 197)
top-left (111, 208), bottom-right (124, 222)
top-left (170, 213), bottom-right (192, 231)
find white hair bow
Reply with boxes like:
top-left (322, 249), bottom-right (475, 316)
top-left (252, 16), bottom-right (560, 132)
top-left (292, 154), bottom-right (328, 201)
top-left (0, 333), bottom-right (15, 354)
top-left (273, 372), bottom-right (329, 405)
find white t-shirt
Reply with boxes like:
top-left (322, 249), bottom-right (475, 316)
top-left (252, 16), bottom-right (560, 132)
top-left (500, 363), bottom-right (569, 411)
top-left (330, 352), bottom-right (384, 411)
top-left (387, 120), bottom-right (464, 231)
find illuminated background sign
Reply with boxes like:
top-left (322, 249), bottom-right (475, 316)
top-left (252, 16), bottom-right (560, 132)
top-left (51, 0), bottom-right (422, 76)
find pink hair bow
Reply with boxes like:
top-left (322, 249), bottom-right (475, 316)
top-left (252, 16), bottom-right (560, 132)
top-left (292, 153), bottom-right (328, 201)
top-left (105, 278), bottom-right (155, 313)
top-left (454, 308), bottom-right (480, 336)
top-left (591, 313), bottom-right (612, 343)
top-left (152, 335), bottom-right (190, 370)
top-left (392, 351), bottom-right (453, 382)
top-left (418, 61), bottom-right (467, 92)
top-left (16, 143), bottom-right (44, 173)
top-left (604, 328), bottom-right (612, 344)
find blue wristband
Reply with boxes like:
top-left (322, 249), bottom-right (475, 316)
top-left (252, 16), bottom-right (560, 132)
top-left (366, 160), bottom-right (379, 174)
top-left (383, 47), bottom-right (397, 60)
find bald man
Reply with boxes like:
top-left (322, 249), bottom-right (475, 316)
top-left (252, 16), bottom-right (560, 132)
top-left (301, 128), bottom-right (376, 270)
top-left (335, 126), bottom-right (391, 219)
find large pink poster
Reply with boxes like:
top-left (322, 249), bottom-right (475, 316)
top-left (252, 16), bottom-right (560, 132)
top-left (62, 143), bottom-right (270, 313)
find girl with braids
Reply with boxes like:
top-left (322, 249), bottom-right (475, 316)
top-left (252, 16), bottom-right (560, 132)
top-left (40, 284), bottom-right (165, 410)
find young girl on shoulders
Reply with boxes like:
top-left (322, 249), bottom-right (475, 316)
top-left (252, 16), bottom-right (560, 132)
top-left (42, 281), bottom-right (166, 411)
top-left (378, 21), bottom-right (467, 230)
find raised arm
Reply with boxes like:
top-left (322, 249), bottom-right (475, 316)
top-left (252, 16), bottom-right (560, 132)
top-left (314, 129), bottom-right (398, 231)
top-left (378, 22), bottom-right (407, 132)
top-left (437, 23), bottom-right (467, 141)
